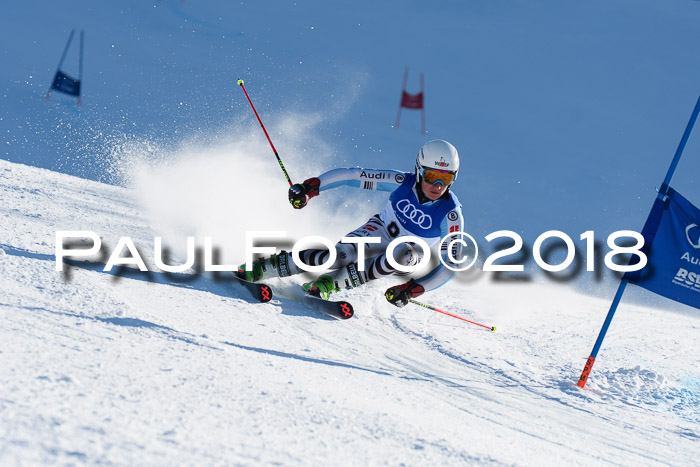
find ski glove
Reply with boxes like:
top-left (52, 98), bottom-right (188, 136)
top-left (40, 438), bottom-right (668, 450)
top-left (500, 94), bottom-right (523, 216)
top-left (288, 177), bottom-right (320, 209)
top-left (385, 279), bottom-right (425, 308)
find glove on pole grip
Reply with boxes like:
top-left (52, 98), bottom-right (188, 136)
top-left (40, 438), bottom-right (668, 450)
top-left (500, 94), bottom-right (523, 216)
top-left (385, 279), bottom-right (425, 307)
top-left (288, 177), bottom-right (320, 209)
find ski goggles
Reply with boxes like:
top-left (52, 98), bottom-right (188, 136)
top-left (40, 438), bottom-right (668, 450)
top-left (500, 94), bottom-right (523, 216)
top-left (421, 167), bottom-right (456, 186)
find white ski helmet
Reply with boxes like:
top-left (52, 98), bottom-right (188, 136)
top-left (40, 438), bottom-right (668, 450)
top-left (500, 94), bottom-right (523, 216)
top-left (414, 139), bottom-right (460, 183)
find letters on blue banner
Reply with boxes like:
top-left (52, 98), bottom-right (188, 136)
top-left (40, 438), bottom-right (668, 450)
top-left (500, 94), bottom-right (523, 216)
top-left (624, 187), bottom-right (700, 310)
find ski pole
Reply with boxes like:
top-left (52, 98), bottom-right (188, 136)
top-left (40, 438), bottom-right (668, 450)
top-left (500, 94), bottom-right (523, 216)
top-left (237, 79), bottom-right (293, 186)
top-left (409, 300), bottom-right (496, 332)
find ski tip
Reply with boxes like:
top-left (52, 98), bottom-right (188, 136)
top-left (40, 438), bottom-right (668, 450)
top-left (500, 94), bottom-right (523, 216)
top-left (338, 301), bottom-right (354, 319)
top-left (259, 285), bottom-right (273, 302)
top-left (236, 79), bottom-right (244, 86)
top-left (491, 326), bottom-right (497, 332)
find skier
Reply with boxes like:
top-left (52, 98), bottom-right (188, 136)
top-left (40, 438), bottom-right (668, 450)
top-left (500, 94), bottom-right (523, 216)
top-left (239, 139), bottom-right (464, 307)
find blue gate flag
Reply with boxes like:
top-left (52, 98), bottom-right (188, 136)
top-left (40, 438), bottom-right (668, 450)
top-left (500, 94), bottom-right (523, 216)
top-left (50, 70), bottom-right (81, 97)
top-left (46, 30), bottom-right (83, 104)
top-left (624, 187), bottom-right (700, 310)
top-left (576, 96), bottom-right (700, 389)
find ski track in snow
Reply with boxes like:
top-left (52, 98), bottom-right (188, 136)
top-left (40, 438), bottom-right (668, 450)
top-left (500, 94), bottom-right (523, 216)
top-left (1, 159), bottom-right (699, 465)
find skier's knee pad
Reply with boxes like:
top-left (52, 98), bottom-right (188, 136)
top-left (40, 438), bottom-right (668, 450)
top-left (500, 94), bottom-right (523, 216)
top-left (391, 242), bottom-right (421, 267)
top-left (364, 242), bottom-right (421, 280)
top-left (331, 242), bottom-right (357, 269)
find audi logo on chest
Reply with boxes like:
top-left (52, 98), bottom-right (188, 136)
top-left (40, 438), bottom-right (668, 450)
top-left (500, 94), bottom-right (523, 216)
top-left (396, 199), bottom-right (433, 229)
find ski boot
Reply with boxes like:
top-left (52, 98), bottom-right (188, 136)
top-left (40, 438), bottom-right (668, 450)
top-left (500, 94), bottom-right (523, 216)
top-left (237, 251), bottom-right (295, 282)
top-left (302, 275), bottom-right (340, 300)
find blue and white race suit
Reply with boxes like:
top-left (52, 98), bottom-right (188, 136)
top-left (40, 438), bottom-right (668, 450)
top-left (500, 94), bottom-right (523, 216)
top-left (305, 167), bottom-right (464, 293)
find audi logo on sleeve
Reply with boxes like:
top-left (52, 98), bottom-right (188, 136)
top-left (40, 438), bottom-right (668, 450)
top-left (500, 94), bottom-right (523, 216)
top-left (396, 199), bottom-right (433, 229)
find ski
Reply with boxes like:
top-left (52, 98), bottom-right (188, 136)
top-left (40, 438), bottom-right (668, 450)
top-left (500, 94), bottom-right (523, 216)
top-left (301, 293), bottom-right (354, 320)
top-left (232, 273), bottom-right (273, 303)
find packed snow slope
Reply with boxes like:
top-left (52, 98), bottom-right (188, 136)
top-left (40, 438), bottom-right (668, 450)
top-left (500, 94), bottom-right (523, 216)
top-left (1, 160), bottom-right (699, 464)
top-left (2, 0), bottom-right (700, 464)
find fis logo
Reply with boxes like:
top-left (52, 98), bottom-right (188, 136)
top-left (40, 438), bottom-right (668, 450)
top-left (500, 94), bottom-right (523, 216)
top-left (674, 268), bottom-right (700, 290)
